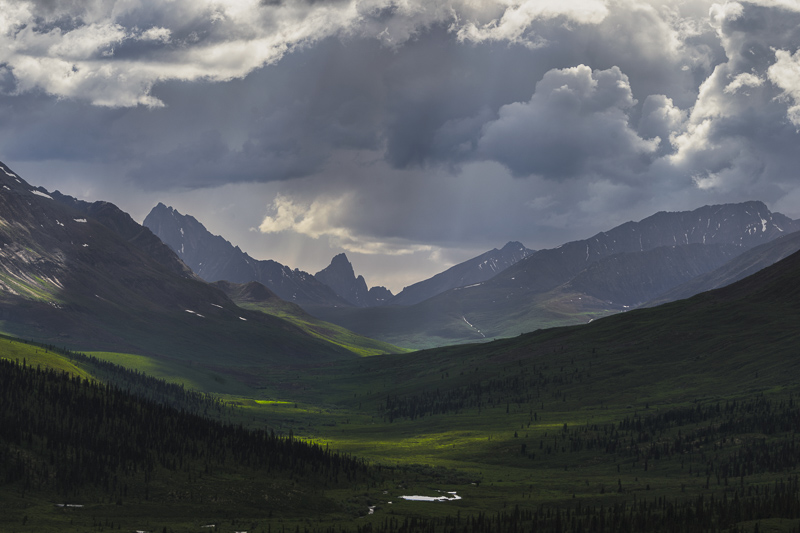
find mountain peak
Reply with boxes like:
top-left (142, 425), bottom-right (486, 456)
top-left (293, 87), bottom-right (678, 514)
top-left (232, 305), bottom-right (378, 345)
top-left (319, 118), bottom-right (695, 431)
top-left (389, 241), bottom-right (535, 306)
top-left (501, 241), bottom-right (527, 252)
top-left (315, 254), bottom-right (391, 307)
top-left (329, 253), bottom-right (354, 269)
top-left (143, 204), bottom-right (346, 306)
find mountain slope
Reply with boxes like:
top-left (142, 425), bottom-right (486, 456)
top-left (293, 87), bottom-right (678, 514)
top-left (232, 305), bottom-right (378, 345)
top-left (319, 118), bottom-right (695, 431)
top-left (314, 253), bottom-right (393, 307)
top-left (52, 193), bottom-right (198, 280)
top-left (144, 203), bottom-right (347, 306)
top-left (644, 229), bottom-right (800, 307)
top-left (308, 202), bottom-right (799, 348)
top-left (488, 200), bottom-right (796, 296)
top-left (0, 161), bottom-right (355, 367)
top-left (388, 241), bottom-right (534, 306)
top-left (562, 242), bottom-right (740, 306)
top-left (213, 280), bottom-right (408, 356)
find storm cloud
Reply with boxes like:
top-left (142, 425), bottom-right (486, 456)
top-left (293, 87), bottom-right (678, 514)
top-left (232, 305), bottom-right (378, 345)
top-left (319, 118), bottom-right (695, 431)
top-left (1, 0), bottom-right (800, 290)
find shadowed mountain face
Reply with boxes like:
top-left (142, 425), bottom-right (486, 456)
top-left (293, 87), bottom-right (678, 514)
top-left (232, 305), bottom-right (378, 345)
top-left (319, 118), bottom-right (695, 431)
top-left (143, 203), bottom-right (347, 307)
top-left (488, 201), bottom-right (798, 297)
top-left (314, 253), bottom-right (393, 307)
top-left (0, 162), bottom-right (354, 364)
top-left (307, 201), bottom-right (800, 349)
top-left (644, 229), bottom-right (800, 307)
top-left (388, 241), bottom-right (535, 306)
top-left (561, 243), bottom-right (741, 306)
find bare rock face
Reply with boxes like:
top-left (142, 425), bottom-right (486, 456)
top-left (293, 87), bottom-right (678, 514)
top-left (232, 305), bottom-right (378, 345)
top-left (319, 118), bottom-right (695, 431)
top-left (389, 241), bottom-right (535, 306)
top-left (0, 160), bottom-right (352, 363)
top-left (144, 203), bottom-right (347, 307)
top-left (314, 253), bottom-right (393, 307)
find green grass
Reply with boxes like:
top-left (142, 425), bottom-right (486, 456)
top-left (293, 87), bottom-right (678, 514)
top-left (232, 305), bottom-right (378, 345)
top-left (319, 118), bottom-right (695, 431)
top-left (5, 254), bottom-right (800, 531)
top-left (0, 334), bottom-right (91, 378)
top-left (238, 300), bottom-right (408, 356)
top-left (306, 286), bottom-right (620, 350)
top-left (85, 351), bottom-right (259, 395)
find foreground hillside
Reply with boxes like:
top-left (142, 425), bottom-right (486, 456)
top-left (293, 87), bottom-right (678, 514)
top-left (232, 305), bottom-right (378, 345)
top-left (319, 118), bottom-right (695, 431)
top-left (4, 247), bottom-right (800, 531)
top-left (0, 350), bottom-right (383, 532)
top-left (228, 248), bottom-right (800, 531)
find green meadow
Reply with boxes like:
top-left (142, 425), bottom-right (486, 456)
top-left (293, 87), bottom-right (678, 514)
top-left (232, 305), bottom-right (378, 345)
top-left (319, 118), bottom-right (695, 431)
top-left (3, 258), bottom-right (800, 532)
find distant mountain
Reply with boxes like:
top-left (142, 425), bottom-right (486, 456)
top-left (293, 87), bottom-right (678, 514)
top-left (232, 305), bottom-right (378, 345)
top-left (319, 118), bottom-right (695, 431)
top-left (308, 201), bottom-right (800, 349)
top-left (389, 241), bottom-right (535, 306)
top-left (213, 280), bottom-right (407, 356)
top-left (488, 201), bottom-right (796, 297)
top-left (562, 243), bottom-right (740, 307)
top-left (314, 253), bottom-right (393, 307)
top-left (0, 161), bottom-right (358, 365)
top-left (644, 229), bottom-right (800, 307)
top-left (143, 203), bottom-right (347, 307)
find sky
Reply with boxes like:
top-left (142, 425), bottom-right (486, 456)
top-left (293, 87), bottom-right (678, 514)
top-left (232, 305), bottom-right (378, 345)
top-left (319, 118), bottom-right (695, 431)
top-left (1, 0), bottom-right (800, 293)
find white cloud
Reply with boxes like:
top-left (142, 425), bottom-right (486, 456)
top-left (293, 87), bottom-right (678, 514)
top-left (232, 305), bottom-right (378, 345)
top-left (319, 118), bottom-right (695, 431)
top-left (667, 1), bottom-right (800, 192)
top-left (0, 0), bottom-right (621, 108)
top-left (477, 64), bottom-right (658, 179)
top-left (708, 2), bottom-right (744, 28)
top-left (768, 48), bottom-right (800, 127)
top-left (258, 193), bottom-right (433, 256)
top-left (456, 0), bottom-right (609, 47)
top-left (723, 72), bottom-right (764, 94)
top-left (138, 27), bottom-right (172, 43)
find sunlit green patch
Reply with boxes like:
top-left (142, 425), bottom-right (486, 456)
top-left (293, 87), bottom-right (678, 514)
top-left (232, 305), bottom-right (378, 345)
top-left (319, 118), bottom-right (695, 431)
top-left (84, 351), bottom-right (252, 395)
top-left (0, 335), bottom-right (91, 379)
top-left (236, 301), bottom-right (408, 356)
top-left (0, 272), bottom-right (63, 302)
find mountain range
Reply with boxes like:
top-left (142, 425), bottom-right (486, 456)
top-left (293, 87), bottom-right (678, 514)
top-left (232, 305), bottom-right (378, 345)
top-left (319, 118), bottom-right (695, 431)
top-left (5, 158), bottom-right (800, 356)
top-left (307, 201), bottom-right (800, 348)
top-left (144, 203), bottom-right (535, 308)
top-left (146, 198), bottom-right (800, 350)
top-left (143, 203), bottom-right (348, 306)
top-left (388, 241), bottom-right (535, 306)
top-left (0, 161), bottom-right (403, 370)
top-left (5, 158), bottom-right (800, 531)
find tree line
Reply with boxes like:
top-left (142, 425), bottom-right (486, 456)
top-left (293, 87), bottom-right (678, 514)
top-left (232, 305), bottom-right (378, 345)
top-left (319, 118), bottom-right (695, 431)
top-left (0, 358), bottom-right (374, 502)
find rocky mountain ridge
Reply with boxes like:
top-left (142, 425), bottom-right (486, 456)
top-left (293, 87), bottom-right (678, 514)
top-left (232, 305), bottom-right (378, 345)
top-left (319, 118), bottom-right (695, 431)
top-left (0, 161), bottom-right (357, 364)
top-left (308, 201), bottom-right (800, 348)
top-left (388, 241), bottom-right (535, 306)
top-left (144, 203), bottom-right (347, 307)
top-left (314, 253), bottom-right (393, 307)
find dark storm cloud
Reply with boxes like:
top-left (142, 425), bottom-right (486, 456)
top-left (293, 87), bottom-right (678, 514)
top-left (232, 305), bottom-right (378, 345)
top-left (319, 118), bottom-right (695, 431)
top-left (0, 1), bottom-right (716, 189)
top-left (667, 1), bottom-right (800, 199)
top-left (476, 65), bottom-right (657, 179)
top-left (4, 0), bottom-right (800, 287)
top-left (125, 37), bottom-right (390, 188)
top-left (261, 0), bottom-right (350, 5)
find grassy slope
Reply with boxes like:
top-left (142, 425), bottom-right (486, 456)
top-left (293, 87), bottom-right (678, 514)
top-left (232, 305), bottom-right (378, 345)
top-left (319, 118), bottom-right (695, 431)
top-left (3, 251), bottom-right (800, 531)
top-left (0, 335), bottom-right (92, 380)
top-left (212, 279), bottom-right (408, 356)
top-left (308, 285), bottom-right (619, 350)
top-left (236, 300), bottom-right (408, 357)
top-left (205, 250), bottom-right (800, 528)
top-left (0, 352), bottom-right (385, 533)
